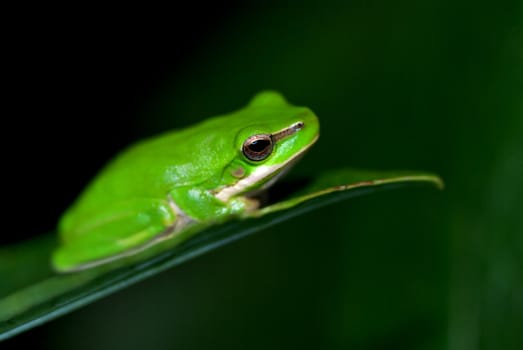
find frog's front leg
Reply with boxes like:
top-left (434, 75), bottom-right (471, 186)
top-left (169, 186), bottom-right (258, 223)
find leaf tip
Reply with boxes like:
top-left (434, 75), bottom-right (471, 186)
top-left (419, 174), bottom-right (444, 190)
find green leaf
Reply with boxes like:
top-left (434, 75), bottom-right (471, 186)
top-left (0, 168), bottom-right (442, 341)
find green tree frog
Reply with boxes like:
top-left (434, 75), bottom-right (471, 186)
top-left (52, 91), bottom-right (319, 272)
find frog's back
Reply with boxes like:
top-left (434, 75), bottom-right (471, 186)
top-left (62, 117), bottom-right (236, 224)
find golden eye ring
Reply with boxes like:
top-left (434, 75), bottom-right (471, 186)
top-left (242, 134), bottom-right (273, 161)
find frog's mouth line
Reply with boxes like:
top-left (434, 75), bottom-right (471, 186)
top-left (242, 150), bottom-right (306, 200)
top-left (239, 157), bottom-right (310, 211)
top-left (214, 134), bottom-right (319, 203)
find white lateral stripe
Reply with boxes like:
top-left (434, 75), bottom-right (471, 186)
top-left (215, 164), bottom-right (279, 202)
top-left (214, 136), bottom-right (317, 202)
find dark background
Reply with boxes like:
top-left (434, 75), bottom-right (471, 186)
top-left (3, 1), bottom-right (522, 349)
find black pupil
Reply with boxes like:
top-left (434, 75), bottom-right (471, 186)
top-left (249, 139), bottom-right (270, 152)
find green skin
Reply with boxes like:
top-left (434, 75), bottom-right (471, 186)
top-left (52, 91), bottom-right (320, 272)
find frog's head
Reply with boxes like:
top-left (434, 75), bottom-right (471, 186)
top-left (215, 91), bottom-right (319, 202)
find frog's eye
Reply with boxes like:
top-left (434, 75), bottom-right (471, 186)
top-left (242, 134), bottom-right (273, 161)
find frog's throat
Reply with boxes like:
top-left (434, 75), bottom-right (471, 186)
top-left (214, 134), bottom-right (318, 203)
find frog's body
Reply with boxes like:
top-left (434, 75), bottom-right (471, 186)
top-left (53, 91), bottom-right (319, 272)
